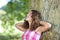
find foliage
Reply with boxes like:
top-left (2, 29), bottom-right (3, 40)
top-left (0, 0), bottom-right (29, 40)
top-left (0, 33), bottom-right (22, 40)
top-left (0, 0), bottom-right (30, 27)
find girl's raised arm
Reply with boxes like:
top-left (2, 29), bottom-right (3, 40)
top-left (35, 21), bottom-right (51, 34)
top-left (15, 22), bottom-right (27, 32)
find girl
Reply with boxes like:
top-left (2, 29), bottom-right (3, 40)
top-left (15, 10), bottom-right (51, 40)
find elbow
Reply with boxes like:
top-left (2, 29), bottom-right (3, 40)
top-left (47, 23), bottom-right (51, 28)
top-left (46, 23), bottom-right (51, 30)
top-left (15, 23), bottom-right (19, 29)
top-left (45, 23), bottom-right (52, 30)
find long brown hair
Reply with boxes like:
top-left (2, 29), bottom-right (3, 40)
top-left (23, 10), bottom-right (42, 30)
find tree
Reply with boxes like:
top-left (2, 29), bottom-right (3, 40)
top-left (30, 0), bottom-right (60, 40)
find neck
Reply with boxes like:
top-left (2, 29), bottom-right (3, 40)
top-left (29, 22), bottom-right (31, 26)
top-left (28, 21), bottom-right (32, 29)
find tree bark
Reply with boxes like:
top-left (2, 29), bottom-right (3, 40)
top-left (30, 0), bottom-right (60, 40)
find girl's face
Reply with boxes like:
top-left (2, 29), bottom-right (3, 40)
top-left (25, 11), bottom-right (32, 22)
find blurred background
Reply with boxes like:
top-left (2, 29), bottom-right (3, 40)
top-left (0, 0), bottom-right (29, 40)
top-left (0, 0), bottom-right (60, 40)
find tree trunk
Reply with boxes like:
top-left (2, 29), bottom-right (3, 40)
top-left (30, 0), bottom-right (60, 40)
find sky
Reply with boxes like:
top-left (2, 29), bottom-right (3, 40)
top-left (0, 0), bottom-right (10, 8)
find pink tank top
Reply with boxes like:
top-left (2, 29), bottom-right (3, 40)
top-left (22, 30), bottom-right (41, 40)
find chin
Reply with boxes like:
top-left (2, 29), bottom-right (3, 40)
top-left (25, 19), bottom-right (29, 21)
top-left (24, 19), bottom-right (28, 22)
